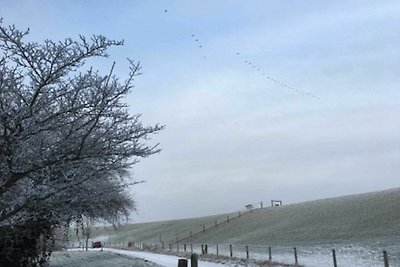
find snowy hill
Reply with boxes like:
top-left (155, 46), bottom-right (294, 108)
top-left (91, 188), bottom-right (400, 246)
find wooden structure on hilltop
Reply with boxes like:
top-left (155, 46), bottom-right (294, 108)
top-left (271, 200), bottom-right (282, 206)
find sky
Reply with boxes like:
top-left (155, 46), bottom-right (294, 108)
top-left (1, 0), bottom-right (400, 223)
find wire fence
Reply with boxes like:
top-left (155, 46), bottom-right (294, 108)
top-left (172, 201), bottom-right (267, 244)
top-left (97, 241), bottom-right (396, 267)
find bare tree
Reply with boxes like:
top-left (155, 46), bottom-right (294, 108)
top-left (0, 20), bottom-right (163, 266)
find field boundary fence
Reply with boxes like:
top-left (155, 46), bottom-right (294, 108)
top-left (106, 241), bottom-right (393, 267)
top-left (172, 201), bottom-right (267, 244)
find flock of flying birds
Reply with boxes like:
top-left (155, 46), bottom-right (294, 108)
top-left (164, 9), bottom-right (320, 100)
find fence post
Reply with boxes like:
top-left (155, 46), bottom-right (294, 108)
top-left (230, 244), bottom-right (233, 257)
top-left (178, 259), bottom-right (188, 267)
top-left (190, 244), bottom-right (193, 253)
top-left (201, 244), bottom-right (204, 254)
top-left (332, 249), bottom-right (337, 267)
top-left (191, 254), bottom-right (198, 267)
top-left (383, 250), bottom-right (389, 267)
top-left (294, 247), bottom-right (298, 265)
top-left (268, 246), bottom-right (272, 260)
top-left (169, 243), bottom-right (172, 251)
top-left (205, 244), bottom-right (208, 254)
top-left (246, 245), bottom-right (249, 259)
top-left (177, 243), bottom-right (179, 252)
top-left (261, 202), bottom-right (263, 208)
top-left (216, 244), bottom-right (219, 255)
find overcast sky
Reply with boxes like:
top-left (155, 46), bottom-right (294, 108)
top-left (2, 0), bottom-right (400, 223)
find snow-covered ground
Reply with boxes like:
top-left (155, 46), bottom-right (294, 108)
top-left (67, 248), bottom-right (287, 267)
top-left (177, 242), bottom-right (400, 267)
top-left (68, 242), bottom-right (400, 267)
top-left (50, 250), bottom-right (163, 267)
top-left (103, 248), bottom-right (254, 267)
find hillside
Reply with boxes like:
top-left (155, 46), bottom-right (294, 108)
top-left (88, 211), bottom-right (240, 245)
top-left (90, 188), bottom-right (400, 246)
top-left (185, 188), bottom-right (400, 245)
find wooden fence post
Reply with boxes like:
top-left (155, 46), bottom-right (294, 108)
top-left (216, 244), bottom-right (219, 255)
top-left (190, 244), bottom-right (193, 253)
top-left (191, 254), bottom-right (198, 267)
top-left (184, 243), bottom-right (186, 252)
top-left (383, 250), bottom-right (389, 267)
top-left (230, 244), bottom-right (233, 257)
top-left (268, 246), bottom-right (272, 260)
top-left (246, 245), bottom-right (249, 259)
top-left (169, 243), bottom-right (172, 251)
top-left (178, 259), bottom-right (188, 267)
top-left (261, 202), bottom-right (263, 208)
top-left (332, 249), bottom-right (337, 267)
top-left (294, 247), bottom-right (298, 265)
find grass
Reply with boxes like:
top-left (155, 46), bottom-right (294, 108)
top-left (189, 187), bottom-right (400, 245)
top-left (84, 211), bottom-right (239, 245)
top-left (88, 188), bottom-right (400, 246)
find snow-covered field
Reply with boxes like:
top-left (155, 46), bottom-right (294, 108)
top-left (61, 243), bottom-right (400, 267)
top-left (111, 242), bottom-right (399, 267)
top-left (197, 242), bottom-right (400, 267)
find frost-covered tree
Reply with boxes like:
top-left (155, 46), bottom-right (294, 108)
top-left (0, 20), bottom-right (163, 266)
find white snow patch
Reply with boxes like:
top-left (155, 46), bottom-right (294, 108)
top-left (101, 248), bottom-right (245, 267)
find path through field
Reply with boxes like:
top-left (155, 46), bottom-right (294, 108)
top-left (103, 248), bottom-right (247, 267)
top-left (50, 250), bottom-right (163, 267)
